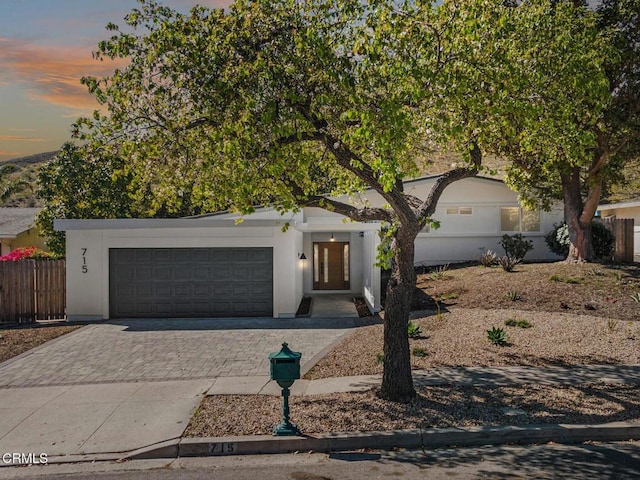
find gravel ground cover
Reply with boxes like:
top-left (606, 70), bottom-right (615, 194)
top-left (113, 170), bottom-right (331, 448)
top-left (187, 261), bottom-right (640, 437)
top-left (0, 323), bottom-right (82, 364)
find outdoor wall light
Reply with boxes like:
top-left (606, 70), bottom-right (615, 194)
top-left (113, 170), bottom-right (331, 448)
top-left (298, 253), bottom-right (307, 260)
top-left (330, 233), bottom-right (335, 241)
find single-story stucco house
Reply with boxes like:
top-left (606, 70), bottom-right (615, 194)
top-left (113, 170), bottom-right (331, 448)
top-left (55, 176), bottom-right (564, 321)
top-left (0, 207), bottom-right (46, 255)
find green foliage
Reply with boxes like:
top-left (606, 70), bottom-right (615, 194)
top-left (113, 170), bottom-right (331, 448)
top-left (407, 321), bottom-right (422, 339)
top-left (478, 250), bottom-right (497, 267)
top-left (505, 291), bottom-right (521, 301)
top-left (36, 143), bottom-right (206, 255)
top-left (544, 222), bottom-right (615, 260)
top-left (487, 327), bottom-right (508, 346)
top-left (506, 318), bottom-right (532, 329)
top-left (497, 256), bottom-right (520, 272)
top-left (411, 346), bottom-right (428, 358)
top-left (430, 264), bottom-right (450, 280)
top-left (376, 353), bottom-right (384, 365)
top-left (548, 274), bottom-right (581, 284)
top-left (631, 292), bottom-right (640, 303)
top-left (499, 234), bottom-right (533, 261)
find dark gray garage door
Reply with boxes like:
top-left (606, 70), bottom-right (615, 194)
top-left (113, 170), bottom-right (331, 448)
top-left (109, 248), bottom-right (273, 318)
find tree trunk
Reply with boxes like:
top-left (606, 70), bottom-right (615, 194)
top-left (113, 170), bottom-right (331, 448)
top-left (561, 170), bottom-right (596, 262)
top-left (379, 226), bottom-right (417, 402)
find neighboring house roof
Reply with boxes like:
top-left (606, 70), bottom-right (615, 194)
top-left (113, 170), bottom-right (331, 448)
top-left (0, 207), bottom-right (41, 238)
top-left (598, 199), bottom-right (640, 211)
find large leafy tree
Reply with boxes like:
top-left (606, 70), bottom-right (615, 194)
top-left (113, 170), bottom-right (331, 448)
top-left (37, 142), bottom-right (205, 254)
top-left (69, 0), bottom-right (614, 399)
top-left (74, 0), bottom-right (501, 402)
top-left (475, 0), bottom-right (639, 262)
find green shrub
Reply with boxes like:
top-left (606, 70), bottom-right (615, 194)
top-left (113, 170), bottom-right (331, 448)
top-left (498, 255), bottom-right (520, 272)
top-left (545, 222), bottom-right (615, 260)
top-left (487, 327), bottom-right (508, 346)
top-left (412, 346), bottom-right (428, 357)
top-left (500, 234), bottom-right (534, 260)
top-left (407, 321), bottom-right (423, 339)
top-left (516, 319), bottom-right (532, 329)
top-left (376, 353), bottom-right (384, 364)
top-left (505, 318), bottom-right (532, 328)
top-left (479, 250), bottom-right (497, 267)
top-left (505, 290), bottom-right (521, 301)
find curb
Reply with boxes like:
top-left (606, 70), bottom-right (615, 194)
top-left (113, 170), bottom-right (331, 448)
top-left (126, 421), bottom-right (640, 460)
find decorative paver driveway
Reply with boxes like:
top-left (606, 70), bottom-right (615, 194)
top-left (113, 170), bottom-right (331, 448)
top-left (0, 318), bottom-right (360, 388)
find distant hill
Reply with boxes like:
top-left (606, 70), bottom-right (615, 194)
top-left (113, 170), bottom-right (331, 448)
top-left (0, 151), bottom-right (57, 208)
top-left (0, 149), bottom-right (636, 210)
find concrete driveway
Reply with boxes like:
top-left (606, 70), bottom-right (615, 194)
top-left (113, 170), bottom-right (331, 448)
top-left (0, 317), bottom-right (359, 459)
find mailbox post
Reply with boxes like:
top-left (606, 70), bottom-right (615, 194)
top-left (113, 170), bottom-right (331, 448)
top-left (269, 342), bottom-right (302, 436)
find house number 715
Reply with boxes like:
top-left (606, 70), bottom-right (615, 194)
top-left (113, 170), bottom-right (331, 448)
top-left (81, 248), bottom-right (88, 273)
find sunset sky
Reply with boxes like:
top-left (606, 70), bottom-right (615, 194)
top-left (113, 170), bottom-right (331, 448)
top-left (0, 0), bottom-right (231, 162)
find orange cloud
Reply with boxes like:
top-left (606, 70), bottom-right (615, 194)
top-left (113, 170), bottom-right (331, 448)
top-left (0, 151), bottom-right (20, 158)
top-left (0, 134), bottom-right (46, 142)
top-left (0, 37), bottom-right (126, 111)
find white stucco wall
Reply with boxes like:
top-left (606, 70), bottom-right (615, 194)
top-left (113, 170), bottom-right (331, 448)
top-left (59, 219), bottom-right (303, 321)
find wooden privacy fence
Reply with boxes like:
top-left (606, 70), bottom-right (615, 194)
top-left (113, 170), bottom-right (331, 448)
top-left (0, 259), bottom-right (66, 324)
top-left (597, 218), bottom-right (635, 263)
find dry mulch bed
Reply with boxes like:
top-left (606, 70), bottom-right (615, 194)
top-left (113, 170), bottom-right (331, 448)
top-left (186, 383), bottom-right (640, 437)
top-left (188, 261), bottom-right (640, 438)
top-left (0, 323), bottom-right (82, 364)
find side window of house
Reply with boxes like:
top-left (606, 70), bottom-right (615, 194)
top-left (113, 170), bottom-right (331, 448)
top-left (445, 207), bottom-right (473, 215)
top-left (500, 207), bottom-right (540, 232)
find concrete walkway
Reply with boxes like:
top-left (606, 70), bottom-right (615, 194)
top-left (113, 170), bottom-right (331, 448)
top-left (208, 364), bottom-right (640, 397)
top-left (310, 294), bottom-right (359, 318)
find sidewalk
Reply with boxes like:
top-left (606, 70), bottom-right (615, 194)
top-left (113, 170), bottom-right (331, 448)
top-left (131, 363), bottom-right (640, 461)
top-left (207, 364), bottom-right (640, 396)
top-left (3, 363), bottom-right (640, 465)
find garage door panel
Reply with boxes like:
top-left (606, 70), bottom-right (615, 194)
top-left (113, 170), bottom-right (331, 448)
top-left (110, 248), bottom-right (273, 318)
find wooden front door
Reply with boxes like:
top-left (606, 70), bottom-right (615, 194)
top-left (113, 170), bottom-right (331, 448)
top-left (313, 242), bottom-right (350, 290)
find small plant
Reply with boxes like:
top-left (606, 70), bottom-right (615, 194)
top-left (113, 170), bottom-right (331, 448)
top-left (516, 319), bottom-right (532, 329)
top-left (412, 346), bottom-right (428, 357)
top-left (613, 271), bottom-right (623, 283)
top-left (607, 318), bottom-right (618, 334)
top-left (408, 321), bottom-right (423, 339)
top-left (504, 318), bottom-right (518, 327)
top-left (631, 292), bottom-right (640, 303)
top-left (497, 255), bottom-right (520, 272)
top-left (438, 292), bottom-right (460, 301)
top-left (479, 250), bottom-right (497, 267)
top-left (430, 263), bottom-right (450, 280)
top-left (588, 267), bottom-right (605, 277)
top-left (548, 274), bottom-right (581, 284)
top-left (500, 233), bottom-right (534, 260)
top-left (376, 353), bottom-right (385, 364)
top-left (505, 290), bottom-right (521, 301)
top-left (487, 326), bottom-right (508, 346)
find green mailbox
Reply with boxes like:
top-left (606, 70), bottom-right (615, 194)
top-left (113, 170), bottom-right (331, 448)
top-left (268, 342), bottom-right (302, 436)
top-left (269, 342), bottom-right (301, 386)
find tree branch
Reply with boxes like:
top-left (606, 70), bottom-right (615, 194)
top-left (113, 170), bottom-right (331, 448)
top-left (416, 142), bottom-right (482, 219)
